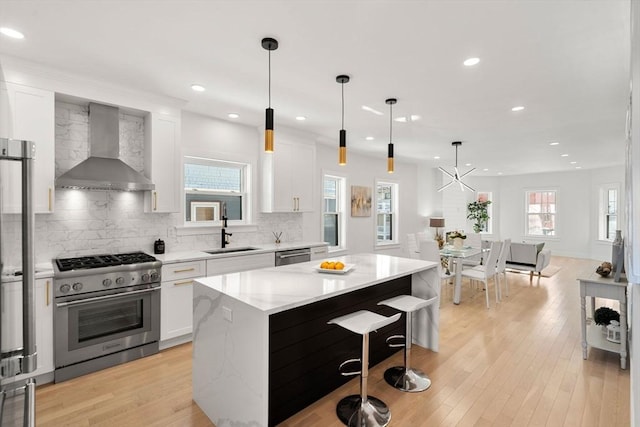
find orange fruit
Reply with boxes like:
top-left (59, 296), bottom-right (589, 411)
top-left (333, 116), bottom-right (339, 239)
top-left (335, 262), bottom-right (345, 270)
top-left (326, 262), bottom-right (336, 270)
top-left (320, 261), bottom-right (329, 269)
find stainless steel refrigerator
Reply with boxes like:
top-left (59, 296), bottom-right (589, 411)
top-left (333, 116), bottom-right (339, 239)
top-left (0, 138), bottom-right (37, 427)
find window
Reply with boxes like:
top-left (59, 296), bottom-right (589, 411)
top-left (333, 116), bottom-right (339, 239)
top-left (184, 156), bottom-right (250, 225)
top-left (322, 174), bottom-right (346, 249)
top-left (525, 190), bottom-right (556, 236)
top-left (376, 181), bottom-right (398, 244)
top-left (599, 184), bottom-right (619, 241)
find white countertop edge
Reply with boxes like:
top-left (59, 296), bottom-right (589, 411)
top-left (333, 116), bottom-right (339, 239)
top-left (194, 254), bottom-right (437, 315)
top-left (156, 241), bottom-right (328, 264)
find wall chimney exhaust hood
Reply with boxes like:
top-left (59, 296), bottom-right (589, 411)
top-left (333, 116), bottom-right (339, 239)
top-left (56, 102), bottom-right (155, 191)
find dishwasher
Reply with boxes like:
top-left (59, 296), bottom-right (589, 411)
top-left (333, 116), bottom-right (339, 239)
top-left (274, 248), bottom-right (311, 266)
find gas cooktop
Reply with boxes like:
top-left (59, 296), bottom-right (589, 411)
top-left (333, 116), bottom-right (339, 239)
top-left (55, 251), bottom-right (158, 272)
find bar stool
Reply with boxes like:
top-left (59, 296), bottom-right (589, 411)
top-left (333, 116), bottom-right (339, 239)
top-left (328, 310), bottom-right (402, 427)
top-left (378, 294), bottom-right (438, 392)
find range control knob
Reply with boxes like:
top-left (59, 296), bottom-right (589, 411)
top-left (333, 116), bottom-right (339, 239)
top-left (60, 284), bottom-right (71, 293)
top-left (72, 282), bottom-right (83, 292)
top-left (141, 273), bottom-right (150, 282)
top-left (116, 277), bottom-right (125, 285)
top-left (150, 271), bottom-right (159, 282)
top-left (103, 278), bottom-right (112, 287)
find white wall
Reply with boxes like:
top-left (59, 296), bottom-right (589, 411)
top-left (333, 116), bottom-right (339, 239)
top-left (312, 143), bottom-right (419, 257)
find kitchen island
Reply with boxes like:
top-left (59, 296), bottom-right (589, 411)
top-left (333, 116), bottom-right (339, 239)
top-left (192, 253), bottom-right (439, 427)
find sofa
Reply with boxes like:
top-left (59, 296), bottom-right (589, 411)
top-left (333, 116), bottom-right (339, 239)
top-left (505, 242), bottom-right (551, 281)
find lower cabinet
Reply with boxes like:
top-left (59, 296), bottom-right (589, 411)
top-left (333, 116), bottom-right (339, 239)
top-left (0, 278), bottom-right (54, 384)
top-left (310, 245), bottom-right (328, 261)
top-left (160, 260), bottom-right (206, 346)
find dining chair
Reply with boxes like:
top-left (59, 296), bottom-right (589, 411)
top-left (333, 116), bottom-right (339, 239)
top-left (419, 240), bottom-right (454, 299)
top-left (461, 232), bottom-right (482, 267)
top-left (407, 233), bottom-right (419, 259)
top-left (460, 241), bottom-right (502, 308)
top-left (495, 238), bottom-right (511, 298)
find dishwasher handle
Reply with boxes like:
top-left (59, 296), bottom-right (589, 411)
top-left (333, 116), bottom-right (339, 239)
top-left (276, 251), bottom-right (311, 259)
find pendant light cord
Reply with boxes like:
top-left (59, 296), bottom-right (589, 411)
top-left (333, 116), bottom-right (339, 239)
top-left (455, 143), bottom-right (458, 167)
top-left (341, 82), bottom-right (345, 130)
top-left (268, 50), bottom-right (271, 108)
top-left (389, 102), bottom-right (393, 143)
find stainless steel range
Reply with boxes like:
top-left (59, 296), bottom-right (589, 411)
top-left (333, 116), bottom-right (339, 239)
top-left (52, 251), bottom-right (161, 383)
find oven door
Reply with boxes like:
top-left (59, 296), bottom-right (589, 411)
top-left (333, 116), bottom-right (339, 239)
top-left (54, 285), bottom-right (160, 368)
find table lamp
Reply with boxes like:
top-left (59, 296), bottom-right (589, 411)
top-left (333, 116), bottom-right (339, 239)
top-left (430, 217), bottom-right (445, 248)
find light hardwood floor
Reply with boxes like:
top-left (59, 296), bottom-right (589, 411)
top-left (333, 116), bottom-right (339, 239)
top-left (35, 256), bottom-right (630, 426)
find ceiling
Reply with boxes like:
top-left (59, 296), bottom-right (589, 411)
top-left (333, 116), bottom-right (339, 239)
top-left (0, 0), bottom-right (631, 176)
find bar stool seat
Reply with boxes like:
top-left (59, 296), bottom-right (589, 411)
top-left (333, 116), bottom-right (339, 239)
top-left (328, 310), bottom-right (401, 427)
top-left (378, 294), bottom-right (438, 392)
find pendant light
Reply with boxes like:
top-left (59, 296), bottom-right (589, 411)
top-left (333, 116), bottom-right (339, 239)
top-left (437, 141), bottom-right (476, 192)
top-left (336, 75), bottom-right (350, 165)
top-left (262, 37), bottom-right (278, 152)
top-left (386, 98), bottom-right (397, 173)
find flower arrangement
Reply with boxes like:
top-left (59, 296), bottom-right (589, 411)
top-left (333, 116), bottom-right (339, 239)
top-left (448, 230), bottom-right (466, 240)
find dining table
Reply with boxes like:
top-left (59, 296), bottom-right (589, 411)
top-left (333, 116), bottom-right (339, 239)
top-left (439, 245), bottom-right (482, 304)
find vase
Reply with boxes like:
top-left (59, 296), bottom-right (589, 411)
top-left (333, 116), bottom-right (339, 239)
top-left (611, 230), bottom-right (624, 273)
top-left (453, 237), bottom-right (464, 249)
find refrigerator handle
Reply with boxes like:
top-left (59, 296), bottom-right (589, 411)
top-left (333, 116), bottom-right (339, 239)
top-left (21, 144), bottom-right (37, 374)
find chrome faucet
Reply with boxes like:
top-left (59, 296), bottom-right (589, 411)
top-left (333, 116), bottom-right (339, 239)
top-left (221, 215), bottom-right (232, 248)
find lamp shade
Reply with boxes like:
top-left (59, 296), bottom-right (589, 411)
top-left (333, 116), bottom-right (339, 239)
top-left (430, 217), bottom-right (445, 228)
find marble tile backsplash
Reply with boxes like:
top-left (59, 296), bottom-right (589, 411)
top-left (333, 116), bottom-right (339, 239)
top-left (2, 102), bottom-right (302, 268)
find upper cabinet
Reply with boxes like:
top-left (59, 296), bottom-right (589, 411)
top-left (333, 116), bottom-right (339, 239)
top-left (144, 113), bottom-right (181, 213)
top-left (261, 138), bottom-right (315, 212)
top-left (0, 82), bottom-right (55, 213)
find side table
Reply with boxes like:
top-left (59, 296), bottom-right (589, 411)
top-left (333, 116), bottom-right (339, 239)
top-left (577, 273), bottom-right (628, 369)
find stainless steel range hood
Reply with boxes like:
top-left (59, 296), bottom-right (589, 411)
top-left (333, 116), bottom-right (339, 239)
top-left (56, 103), bottom-right (155, 191)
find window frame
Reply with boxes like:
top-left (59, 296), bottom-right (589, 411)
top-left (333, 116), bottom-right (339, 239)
top-left (524, 189), bottom-right (557, 238)
top-left (375, 180), bottom-right (399, 246)
top-left (183, 155), bottom-right (252, 227)
top-left (598, 183), bottom-right (620, 242)
top-left (322, 172), bottom-right (347, 251)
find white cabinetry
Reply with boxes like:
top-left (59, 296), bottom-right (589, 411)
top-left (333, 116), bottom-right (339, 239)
top-left (0, 278), bottom-right (54, 383)
top-left (144, 113), bottom-right (181, 213)
top-left (310, 245), bottom-right (329, 261)
top-left (261, 139), bottom-right (315, 212)
top-left (0, 82), bottom-right (55, 213)
top-left (206, 252), bottom-right (274, 275)
top-left (160, 260), bottom-right (206, 346)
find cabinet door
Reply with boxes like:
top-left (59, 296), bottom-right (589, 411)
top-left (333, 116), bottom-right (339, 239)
top-left (206, 252), bottom-right (275, 275)
top-left (1, 281), bottom-right (23, 353)
top-left (272, 141), bottom-right (294, 211)
top-left (291, 143), bottom-right (315, 212)
top-left (144, 113), bottom-right (180, 213)
top-left (310, 245), bottom-right (329, 261)
top-left (0, 278), bottom-right (54, 379)
top-left (0, 83), bottom-right (55, 213)
top-left (160, 279), bottom-right (193, 341)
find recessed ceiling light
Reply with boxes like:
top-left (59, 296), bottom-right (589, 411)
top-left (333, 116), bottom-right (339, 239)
top-left (561, 153), bottom-right (569, 157)
top-left (549, 142), bottom-right (560, 146)
top-left (295, 116), bottom-right (307, 121)
top-left (433, 156), bottom-right (440, 160)
top-left (576, 166), bottom-right (582, 169)
top-left (227, 113), bottom-right (239, 119)
top-left (570, 161), bottom-right (577, 164)
top-left (394, 116), bottom-right (407, 123)
top-left (365, 136), bottom-right (375, 141)
top-left (497, 172), bottom-right (503, 175)
top-left (483, 168), bottom-right (489, 171)
top-left (0, 27), bottom-right (24, 39)
top-left (465, 163), bottom-right (472, 167)
top-left (361, 105), bottom-right (384, 116)
top-left (463, 57), bottom-right (480, 66)
top-left (191, 84), bottom-right (205, 92)
top-left (511, 106), bottom-right (525, 112)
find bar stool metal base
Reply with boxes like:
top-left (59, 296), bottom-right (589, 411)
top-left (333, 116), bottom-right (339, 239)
top-left (336, 395), bottom-right (391, 427)
top-left (384, 366), bottom-right (432, 392)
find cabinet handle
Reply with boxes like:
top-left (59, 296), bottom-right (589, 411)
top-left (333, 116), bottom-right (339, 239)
top-left (46, 280), bottom-right (50, 306)
top-left (48, 188), bottom-right (52, 211)
top-left (153, 191), bottom-right (158, 211)
top-left (173, 268), bottom-right (195, 273)
top-left (173, 280), bottom-right (193, 286)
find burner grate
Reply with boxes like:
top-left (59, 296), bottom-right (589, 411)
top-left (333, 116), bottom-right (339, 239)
top-left (55, 252), bottom-right (157, 272)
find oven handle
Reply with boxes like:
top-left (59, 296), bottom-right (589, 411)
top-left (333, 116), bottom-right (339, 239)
top-left (55, 286), bottom-right (160, 308)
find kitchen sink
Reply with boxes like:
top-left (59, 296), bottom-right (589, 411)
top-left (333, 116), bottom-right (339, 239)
top-left (204, 247), bottom-right (260, 255)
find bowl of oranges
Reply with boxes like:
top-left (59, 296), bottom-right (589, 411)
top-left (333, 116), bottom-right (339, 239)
top-left (315, 260), bottom-right (354, 274)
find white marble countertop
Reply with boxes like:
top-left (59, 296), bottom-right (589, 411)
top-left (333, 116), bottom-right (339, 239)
top-left (155, 241), bottom-right (328, 264)
top-left (194, 253), bottom-right (437, 314)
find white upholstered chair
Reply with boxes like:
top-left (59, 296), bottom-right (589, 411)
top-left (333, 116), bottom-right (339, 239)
top-left (495, 239), bottom-right (511, 298)
top-left (460, 241), bottom-right (502, 309)
top-left (461, 232), bottom-right (483, 267)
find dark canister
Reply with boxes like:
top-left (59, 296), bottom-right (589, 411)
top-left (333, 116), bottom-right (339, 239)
top-left (154, 239), bottom-right (165, 254)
